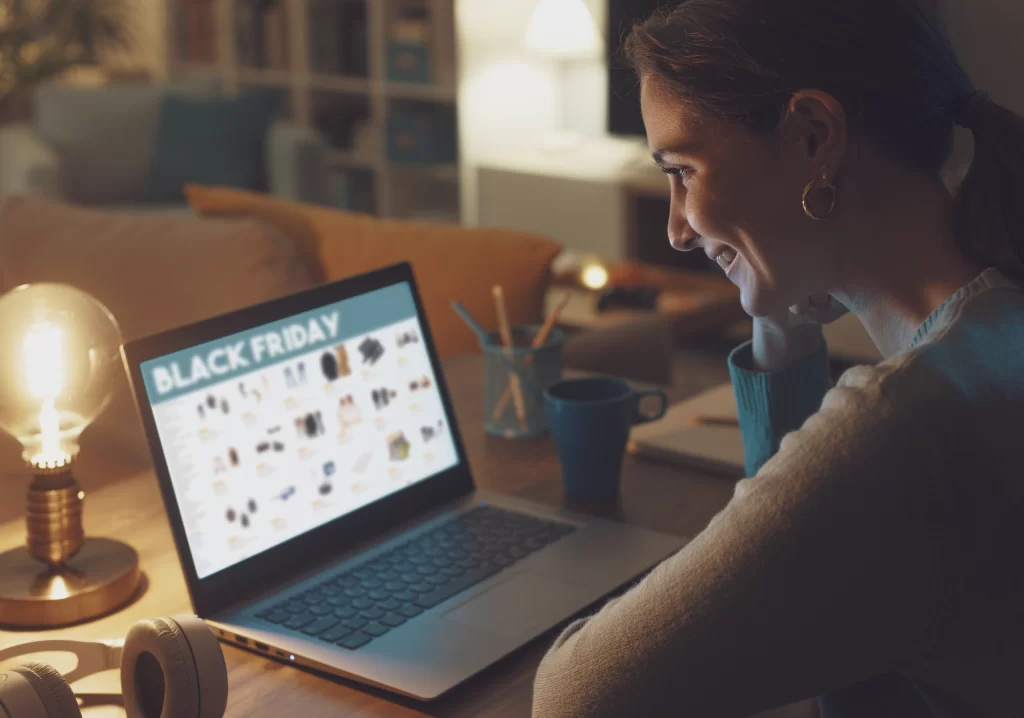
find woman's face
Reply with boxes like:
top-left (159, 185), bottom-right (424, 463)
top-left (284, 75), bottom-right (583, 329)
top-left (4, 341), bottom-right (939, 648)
top-left (640, 76), bottom-right (829, 317)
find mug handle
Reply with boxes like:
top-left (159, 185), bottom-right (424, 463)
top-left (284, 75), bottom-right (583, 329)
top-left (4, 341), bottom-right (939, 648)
top-left (633, 389), bottom-right (668, 426)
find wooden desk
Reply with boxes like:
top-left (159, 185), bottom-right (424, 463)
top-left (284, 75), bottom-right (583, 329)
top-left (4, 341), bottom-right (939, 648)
top-left (0, 355), bottom-right (738, 718)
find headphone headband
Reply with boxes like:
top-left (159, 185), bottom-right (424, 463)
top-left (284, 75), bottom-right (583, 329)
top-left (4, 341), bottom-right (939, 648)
top-left (0, 640), bottom-right (123, 687)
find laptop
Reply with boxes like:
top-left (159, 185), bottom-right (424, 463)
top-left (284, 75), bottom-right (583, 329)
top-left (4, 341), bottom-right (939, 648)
top-left (122, 262), bottom-right (685, 700)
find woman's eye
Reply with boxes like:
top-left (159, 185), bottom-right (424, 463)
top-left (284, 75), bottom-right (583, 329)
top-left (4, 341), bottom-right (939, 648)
top-left (661, 167), bottom-right (692, 185)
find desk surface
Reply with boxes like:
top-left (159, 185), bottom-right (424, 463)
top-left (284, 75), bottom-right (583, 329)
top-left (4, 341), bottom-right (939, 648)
top-left (0, 354), bottom-right (737, 718)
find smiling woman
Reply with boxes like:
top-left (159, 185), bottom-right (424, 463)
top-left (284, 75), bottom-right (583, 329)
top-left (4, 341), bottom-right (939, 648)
top-left (530, 1), bottom-right (1024, 717)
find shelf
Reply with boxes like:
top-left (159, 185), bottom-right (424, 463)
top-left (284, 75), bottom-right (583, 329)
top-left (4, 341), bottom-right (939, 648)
top-left (390, 163), bottom-right (460, 181)
top-left (177, 60), bottom-right (221, 75)
top-left (327, 151), bottom-right (381, 172)
top-left (237, 67), bottom-right (293, 86)
top-left (381, 81), bottom-right (457, 102)
top-left (310, 74), bottom-right (372, 94)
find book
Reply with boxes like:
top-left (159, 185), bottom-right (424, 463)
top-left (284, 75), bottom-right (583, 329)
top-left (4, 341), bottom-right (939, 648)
top-left (628, 383), bottom-right (745, 478)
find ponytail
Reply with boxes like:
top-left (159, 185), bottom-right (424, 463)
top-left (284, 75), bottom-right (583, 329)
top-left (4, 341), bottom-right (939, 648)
top-left (953, 100), bottom-right (1024, 283)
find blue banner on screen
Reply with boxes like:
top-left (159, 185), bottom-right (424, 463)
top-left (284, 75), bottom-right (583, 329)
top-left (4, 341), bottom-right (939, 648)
top-left (141, 284), bottom-right (417, 404)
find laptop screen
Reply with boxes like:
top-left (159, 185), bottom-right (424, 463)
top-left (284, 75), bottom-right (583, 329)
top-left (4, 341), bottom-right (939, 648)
top-left (139, 282), bottom-right (459, 580)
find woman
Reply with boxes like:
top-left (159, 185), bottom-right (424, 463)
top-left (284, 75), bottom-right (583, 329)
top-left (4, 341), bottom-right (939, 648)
top-left (532, 0), bottom-right (1024, 716)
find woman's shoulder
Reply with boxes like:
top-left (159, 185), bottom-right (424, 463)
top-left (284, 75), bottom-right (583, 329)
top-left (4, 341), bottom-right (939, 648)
top-left (833, 284), bottom-right (1024, 417)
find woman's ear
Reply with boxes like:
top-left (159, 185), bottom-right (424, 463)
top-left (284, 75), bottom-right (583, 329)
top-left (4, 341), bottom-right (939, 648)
top-left (780, 89), bottom-right (849, 179)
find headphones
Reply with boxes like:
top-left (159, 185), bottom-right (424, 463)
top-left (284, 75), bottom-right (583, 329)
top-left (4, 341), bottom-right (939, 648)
top-left (0, 615), bottom-right (227, 718)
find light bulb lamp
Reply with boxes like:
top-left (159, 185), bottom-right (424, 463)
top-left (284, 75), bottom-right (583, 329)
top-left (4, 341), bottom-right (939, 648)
top-left (524, 0), bottom-right (604, 149)
top-left (0, 284), bottom-right (140, 628)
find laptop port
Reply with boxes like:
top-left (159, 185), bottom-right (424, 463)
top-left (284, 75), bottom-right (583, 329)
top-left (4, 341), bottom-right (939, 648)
top-left (254, 642), bottom-right (269, 651)
top-left (235, 635), bottom-right (249, 646)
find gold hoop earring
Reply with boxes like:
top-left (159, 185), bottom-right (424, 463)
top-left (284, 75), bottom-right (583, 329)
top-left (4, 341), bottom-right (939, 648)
top-left (802, 166), bottom-right (837, 221)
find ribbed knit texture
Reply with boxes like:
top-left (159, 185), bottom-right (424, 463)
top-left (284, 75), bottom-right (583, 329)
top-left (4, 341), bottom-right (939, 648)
top-left (728, 340), bottom-right (832, 477)
top-left (532, 268), bottom-right (1024, 718)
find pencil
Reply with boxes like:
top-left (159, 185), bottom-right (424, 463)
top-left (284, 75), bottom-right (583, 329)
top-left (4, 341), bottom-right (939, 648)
top-left (491, 294), bottom-right (570, 423)
top-left (685, 415), bottom-right (740, 428)
top-left (492, 285), bottom-right (528, 431)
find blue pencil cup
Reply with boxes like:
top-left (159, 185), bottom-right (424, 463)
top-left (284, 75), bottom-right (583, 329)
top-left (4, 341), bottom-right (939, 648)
top-left (483, 326), bottom-right (565, 439)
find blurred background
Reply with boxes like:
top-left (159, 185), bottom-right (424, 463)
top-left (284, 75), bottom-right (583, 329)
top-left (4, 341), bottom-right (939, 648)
top-left (0, 0), bottom-right (1020, 363)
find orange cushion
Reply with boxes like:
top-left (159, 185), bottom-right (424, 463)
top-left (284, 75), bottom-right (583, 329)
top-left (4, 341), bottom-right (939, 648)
top-left (185, 185), bottom-right (562, 357)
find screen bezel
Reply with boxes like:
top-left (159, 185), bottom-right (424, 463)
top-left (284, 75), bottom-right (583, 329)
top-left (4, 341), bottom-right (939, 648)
top-left (122, 263), bottom-right (475, 617)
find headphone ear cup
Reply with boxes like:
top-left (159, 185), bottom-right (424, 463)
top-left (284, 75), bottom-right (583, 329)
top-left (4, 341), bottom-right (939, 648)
top-left (120, 618), bottom-right (200, 718)
top-left (164, 616), bottom-right (227, 718)
top-left (10, 662), bottom-right (80, 718)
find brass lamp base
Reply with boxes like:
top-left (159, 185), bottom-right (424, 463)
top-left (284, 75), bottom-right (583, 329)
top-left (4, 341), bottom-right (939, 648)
top-left (0, 538), bottom-right (141, 629)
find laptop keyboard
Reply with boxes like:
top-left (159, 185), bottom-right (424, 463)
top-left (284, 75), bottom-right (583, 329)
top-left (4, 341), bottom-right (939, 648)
top-left (255, 505), bottom-right (576, 651)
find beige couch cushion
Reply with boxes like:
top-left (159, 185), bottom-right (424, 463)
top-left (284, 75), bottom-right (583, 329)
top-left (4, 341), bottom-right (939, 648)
top-left (0, 196), bottom-right (315, 494)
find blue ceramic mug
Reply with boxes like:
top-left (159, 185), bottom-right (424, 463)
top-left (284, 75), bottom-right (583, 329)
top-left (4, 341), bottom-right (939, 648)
top-left (544, 378), bottom-right (668, 500)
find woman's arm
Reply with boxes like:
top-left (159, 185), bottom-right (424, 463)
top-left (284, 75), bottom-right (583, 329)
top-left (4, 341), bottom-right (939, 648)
top-left (533, 364), bottom-right (960, 718)
top-left (730, 320), bottom-right (831, 476)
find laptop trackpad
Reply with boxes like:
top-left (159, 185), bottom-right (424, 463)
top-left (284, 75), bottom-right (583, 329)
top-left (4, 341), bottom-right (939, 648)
top-left (443, 571), bottom-right (594, 640)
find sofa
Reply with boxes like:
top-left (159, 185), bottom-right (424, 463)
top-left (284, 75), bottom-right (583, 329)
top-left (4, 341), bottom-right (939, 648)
top-left (0, 78), bottom-right (330, 211)
top-left (0, 194), bottom-right (673, 523)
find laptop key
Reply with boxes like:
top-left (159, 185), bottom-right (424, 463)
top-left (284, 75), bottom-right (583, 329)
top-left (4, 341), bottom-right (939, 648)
top-left (400, 572), bottom-right (421, 583)
top-left (362, 622), bottom-right (390, 638)
top-left (327, 595), bottom-right (351, 607)
top-left (425, 574), bottom-right (448, 586)
top-left (302, 617), bottom-right (339, 637)
top-left (398, 604), bottom-right (423, 618)
top-left (286, 602), bottom-right (306, 613)
top-left (394, 590), bottom-right (418, 602)
top-left (415, 563), bottom-right (501, 609)
top-left (337, 632), bottom-right (373, 650)
top-left (264, 610), bottom-right (290, 624)
top-left (344, 587), bottom-right (368, 598)
top-left (360, 579), bottom-right (383, 590)
top-left (410, 582), bottom-right (434, 593)
top-left (379, 598), bottom-right (402, 611)
top-left (381, 613), bottom-right (407, 628)
top-left (333, 606), bottom-right (358, 619)
top-left (309, 604), bottom-right (333, 616)
top-left (368, 589), bottom-right (390, 601)
top-left (441, 566), bottom-right (465, 577)
top-left (343, 616), bottom-right (368, 630)
top-left (320, 624), bottom-right (353, 643)
top-left (285, 612), bottom-right (316, 629)
top-left (384, 581), bottom-right (406, 592)
top-left (360, 607), bottom-right (385, 620)
top-left (351, 597), bottom-right (374, 610)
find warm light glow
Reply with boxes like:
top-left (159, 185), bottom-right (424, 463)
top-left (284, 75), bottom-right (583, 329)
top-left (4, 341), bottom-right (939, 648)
top-left (525, 0), bottom-right (603, 58)
top-left (47, 574), bottom-right (71, 599)
top-left (23, 322), bottom-right (65, 399)
top-left (581, 263), bottom-right (610, 290)
top-left (33, 398), bottom-right (69, 468)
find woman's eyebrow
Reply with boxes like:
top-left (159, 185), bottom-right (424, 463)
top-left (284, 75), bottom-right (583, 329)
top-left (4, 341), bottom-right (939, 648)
top-left (652, 144), bottom-right (697, 164)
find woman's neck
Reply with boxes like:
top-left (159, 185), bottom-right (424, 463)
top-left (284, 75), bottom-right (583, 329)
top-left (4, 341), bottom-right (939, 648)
top-left (828, 168), bottom-right (984, 358)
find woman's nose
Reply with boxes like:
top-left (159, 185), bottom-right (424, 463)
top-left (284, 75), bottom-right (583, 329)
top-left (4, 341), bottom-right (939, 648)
top-left (669, 233), bottom-right (699, 252)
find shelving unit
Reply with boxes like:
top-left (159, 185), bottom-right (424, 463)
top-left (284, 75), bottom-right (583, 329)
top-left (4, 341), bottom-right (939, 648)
top-left (168, 0), bottom-right (462, 222)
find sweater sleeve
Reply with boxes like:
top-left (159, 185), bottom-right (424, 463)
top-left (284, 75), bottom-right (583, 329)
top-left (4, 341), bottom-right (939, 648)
top-left (532, 362), bottom-right (966, 718)
top-left (728, 340), bottom-right (831, 476)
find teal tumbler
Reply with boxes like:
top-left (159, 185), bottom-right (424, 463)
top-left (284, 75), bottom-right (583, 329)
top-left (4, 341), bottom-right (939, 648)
top-left (483, 326), bottom-right (565, 439)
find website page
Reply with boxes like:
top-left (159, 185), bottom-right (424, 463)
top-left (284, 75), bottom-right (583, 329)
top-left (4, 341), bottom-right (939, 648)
top-left (140, 283), bottom-right (459, 579)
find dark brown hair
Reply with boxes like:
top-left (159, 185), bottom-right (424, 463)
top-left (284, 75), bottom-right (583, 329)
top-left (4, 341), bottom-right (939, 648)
top-left (625, 0), bottom-right (1024, 282)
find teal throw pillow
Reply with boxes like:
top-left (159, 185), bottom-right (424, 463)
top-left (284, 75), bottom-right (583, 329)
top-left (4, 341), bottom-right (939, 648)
top-left (147, 91), bottom-right (280, 202)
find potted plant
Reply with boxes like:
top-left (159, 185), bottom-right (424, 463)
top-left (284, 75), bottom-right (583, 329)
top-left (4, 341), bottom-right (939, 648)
top-left (0, 0), bottom-right (135, 122)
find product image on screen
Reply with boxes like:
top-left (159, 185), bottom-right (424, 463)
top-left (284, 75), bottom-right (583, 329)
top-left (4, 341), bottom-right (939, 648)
top-left (141, 283), bottom-right (459, 579)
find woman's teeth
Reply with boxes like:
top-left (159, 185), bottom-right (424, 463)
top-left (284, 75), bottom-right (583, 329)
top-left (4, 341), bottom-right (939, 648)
top-left (715, 248), bottom-right (737, 270)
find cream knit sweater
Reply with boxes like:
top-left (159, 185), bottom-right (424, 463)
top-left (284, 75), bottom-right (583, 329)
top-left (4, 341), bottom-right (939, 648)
top-left (532, 269), bottom-right (1024, 717)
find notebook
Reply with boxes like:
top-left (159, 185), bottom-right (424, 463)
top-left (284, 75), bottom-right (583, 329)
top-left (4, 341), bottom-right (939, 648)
top-left (628, 383), bottom-right (746, 478)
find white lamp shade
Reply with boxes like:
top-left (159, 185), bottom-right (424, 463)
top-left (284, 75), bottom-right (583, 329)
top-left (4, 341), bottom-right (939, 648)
top-left (525, 0), bottom-right (604, 59)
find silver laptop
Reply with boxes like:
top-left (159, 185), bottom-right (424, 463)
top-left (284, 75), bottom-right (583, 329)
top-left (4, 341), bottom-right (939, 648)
top-left (123, 262), bottom-right (684, 700)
